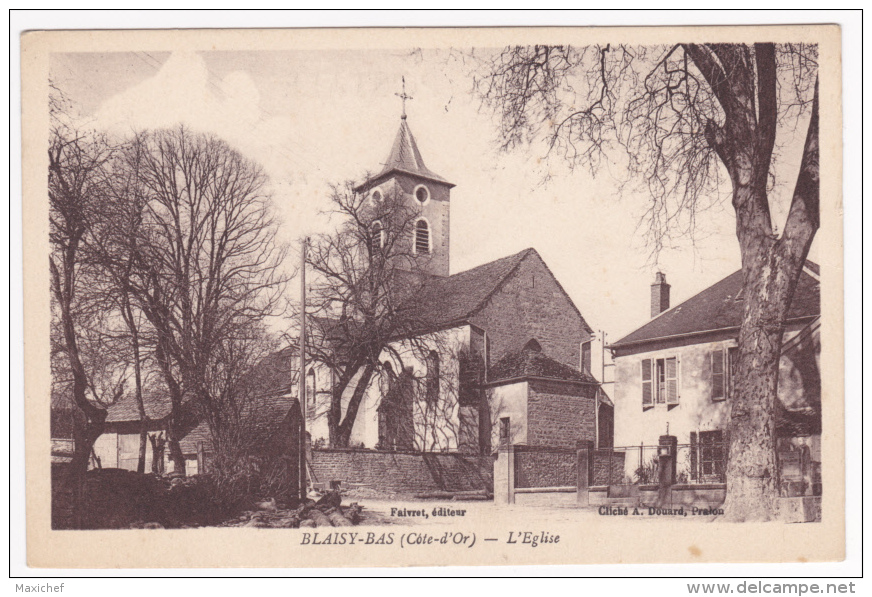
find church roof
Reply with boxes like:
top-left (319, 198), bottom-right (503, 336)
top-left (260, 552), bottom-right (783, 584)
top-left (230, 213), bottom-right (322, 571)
top-left (610, 261), bottom-right (820, 349)
top-left (397, 247), bottom-right (592, 335)
top-left (488, 343), bottom-right (599, 385)
top-left (355, 118), bottom-right (453, 191)
top-left (405, 248), bottom-right (532, 327)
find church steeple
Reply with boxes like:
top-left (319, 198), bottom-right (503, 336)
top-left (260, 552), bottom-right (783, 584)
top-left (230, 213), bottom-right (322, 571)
top-left (354, 95), bottom-right (454, 277)
top-left (375, 119), bottom-right (453, 188)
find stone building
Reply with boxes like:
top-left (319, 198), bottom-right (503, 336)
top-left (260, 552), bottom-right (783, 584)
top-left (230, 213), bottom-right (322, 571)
top-left (308, 113), bottom-right (604, 454)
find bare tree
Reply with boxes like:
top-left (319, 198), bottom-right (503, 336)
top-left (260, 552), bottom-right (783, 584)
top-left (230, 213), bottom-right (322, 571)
top-left (306, 183), bottom-right (452, 448)
top-left (48, 92), bottom-right (123, 477)
top-left (475, 43), bottom-right (819, 521)
top-left (118, 126), bottom-right (288, 474)
top-left (89, 132), bottom-right (155, 473)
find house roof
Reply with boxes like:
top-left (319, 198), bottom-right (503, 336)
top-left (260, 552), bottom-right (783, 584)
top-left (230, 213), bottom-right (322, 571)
top-left (488, 342), bottom-right (599, 385)
top-left (355, 118), bottom-right (453, 191)
top-left (610, 262), bottom-right (820, 349)
top-left (105, 391), bottom-right (172, 423)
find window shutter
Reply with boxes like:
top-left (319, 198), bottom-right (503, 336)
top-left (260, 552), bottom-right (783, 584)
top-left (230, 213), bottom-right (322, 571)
top-left (690, 432), bottom-right (698, 481)
top-left (641, 359), bottom-right (653, 407)
top-left (711, 349), bottom-right (725, 401)
top-left (727, 347), bottom-right (739, 398)
top-left (666, 357), bottom-right (679, 404)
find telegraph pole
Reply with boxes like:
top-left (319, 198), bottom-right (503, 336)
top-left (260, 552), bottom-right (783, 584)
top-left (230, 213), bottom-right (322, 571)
top-left (298, 237), bottom-right (308, 499)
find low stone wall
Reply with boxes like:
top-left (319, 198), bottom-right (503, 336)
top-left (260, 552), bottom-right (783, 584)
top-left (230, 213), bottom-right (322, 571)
top-left (514, 447), bottom-right (576, 488)
top-left (592, 450), bottom-right (626, 486)
top-left (589, 484), bottom-right (726, 509)
top-left (311, 449), bottom-right (493, 494)
top-left (512, 447), bottom-right (626, 489)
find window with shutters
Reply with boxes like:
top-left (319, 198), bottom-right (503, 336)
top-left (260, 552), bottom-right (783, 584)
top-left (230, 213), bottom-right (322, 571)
top-left (727, 346), bottom-right (738, 396)
top-left (664, 357), bottom-right (679, 404)
top-left (414, 219), bottom-right (430, 254)
top-left (642, 356), bottom-right (679, 408)
top-left (712, 347), bottom-right (739, 401)
top-left (641, 358), bottom-right (653, 408)
top-left (711, 349), bottom-right (726, 400)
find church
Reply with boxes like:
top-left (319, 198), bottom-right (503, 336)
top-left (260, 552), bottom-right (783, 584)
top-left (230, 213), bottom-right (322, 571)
top-left (303, 110), bottom-right (610, 455)
top-left (61, 109), bottom-right (610, 477)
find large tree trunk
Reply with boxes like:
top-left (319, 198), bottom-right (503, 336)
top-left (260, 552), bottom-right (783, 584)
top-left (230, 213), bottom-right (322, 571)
top-left (723, 250), bottom-right (792, 520)
top-left (332, 363), bottom-right (376, 448)
top-left (686, 44), bottom-right (819, 521)
top-left (153, 339), bottom-right (187, 476)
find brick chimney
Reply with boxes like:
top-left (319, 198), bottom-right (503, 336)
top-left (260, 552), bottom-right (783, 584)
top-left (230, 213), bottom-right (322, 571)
top-left (651, 272), bottom-right (670, 318)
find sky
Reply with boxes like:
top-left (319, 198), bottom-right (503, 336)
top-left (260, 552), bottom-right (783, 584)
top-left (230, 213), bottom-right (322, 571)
top-left (50, 48), bottom-right (815, 341)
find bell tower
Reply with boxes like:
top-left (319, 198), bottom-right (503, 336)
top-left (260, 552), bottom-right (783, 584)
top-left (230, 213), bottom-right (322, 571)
top-left (354, 83), bottom-right (454, 277)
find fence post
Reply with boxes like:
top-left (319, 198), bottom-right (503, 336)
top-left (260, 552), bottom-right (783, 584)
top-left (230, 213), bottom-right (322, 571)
top-left (576, 440), bottom-right (594, 507)
top-left (494, 444), bottom-right (516, 506)
top-left (657, 434), bottom-right (678, 507)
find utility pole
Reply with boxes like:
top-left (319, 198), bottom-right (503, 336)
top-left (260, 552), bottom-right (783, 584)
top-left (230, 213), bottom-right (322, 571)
top-left (298, 237), bottom-right (308, 499)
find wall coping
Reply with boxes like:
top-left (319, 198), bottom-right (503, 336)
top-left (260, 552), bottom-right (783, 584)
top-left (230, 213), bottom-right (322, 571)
top-left (515, 486), bottom-right (576, 494)
top-left (312, 447), bottom-right (487, 458)
top-left (590, 483), bottom-right (726, 492)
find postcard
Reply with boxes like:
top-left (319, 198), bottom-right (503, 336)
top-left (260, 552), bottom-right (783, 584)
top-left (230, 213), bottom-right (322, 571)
top-left (22, 24), bottom-right (844, 567)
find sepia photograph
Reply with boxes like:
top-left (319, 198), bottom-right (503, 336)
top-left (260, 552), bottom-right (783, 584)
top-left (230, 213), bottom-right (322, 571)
top-left (19, 21), bottom-right (847, 570)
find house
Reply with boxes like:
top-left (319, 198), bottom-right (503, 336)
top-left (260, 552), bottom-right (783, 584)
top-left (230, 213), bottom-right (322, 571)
top-left (89, 394), bottom-right (211, 475)
top-left (608, 264), bottom-right (821, 495)
top-left (50, 346), bottom-right (318, 476)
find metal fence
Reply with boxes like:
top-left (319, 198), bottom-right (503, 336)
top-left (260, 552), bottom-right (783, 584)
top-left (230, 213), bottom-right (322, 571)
top-left (590, 442), bottom-right (730, 486)
top-left (510, 440), bottom-right (730, 490)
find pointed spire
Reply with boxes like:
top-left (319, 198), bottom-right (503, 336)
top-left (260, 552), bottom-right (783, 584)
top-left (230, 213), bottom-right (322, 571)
top-left (354, 117), bottom-right (454, 192)
top-left (353, 85), bottom-right (455, 192)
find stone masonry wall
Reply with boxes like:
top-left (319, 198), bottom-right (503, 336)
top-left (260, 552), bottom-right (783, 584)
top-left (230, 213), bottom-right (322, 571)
top-left (592, 450), bottom-right (627, 486)
top-left (311, 449), bottom-right (493, 494)
top-left (526, 379), bottom-right (596, 449)
top-left (470, 250), bottom-right (591, 369)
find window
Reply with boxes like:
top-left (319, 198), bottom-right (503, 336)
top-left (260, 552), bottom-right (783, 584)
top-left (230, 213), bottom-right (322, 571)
top-left (641, 356), bottom-right (679, 408)
top-left (581, 341), bottom-right (592, 375)
top-left (414, 219), bottom-right (430, 254)
top-left (694, 430), bottom-right (727, 482)
top-left (414, 184), bottom-right (430, 204)
top-left (711, 347), bottom-right (738, 401)
top-left (371, 188), bottom-right (383, 203)
top-left (371, 221), bottom-right (384, 253)
top-left (425, 350), bottom-right (440, 403)
top-left (499, 417), bottom-right (510, 446)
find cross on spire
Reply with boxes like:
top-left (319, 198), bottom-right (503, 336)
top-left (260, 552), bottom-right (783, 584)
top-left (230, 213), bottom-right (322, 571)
top-left (395, 76), bottom-right (413, 120)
